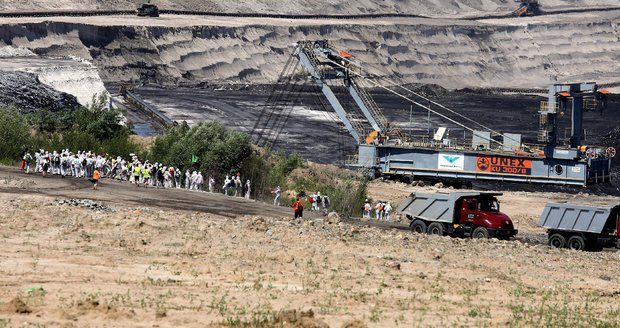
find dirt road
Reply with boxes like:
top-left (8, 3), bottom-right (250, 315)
top-left (0, 166), bottom-right (295, 219)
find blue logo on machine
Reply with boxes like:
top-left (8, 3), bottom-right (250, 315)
top-left (443, 155), bottom-right (461, 164)
top-left (438, 153), bottom-right (465, 171)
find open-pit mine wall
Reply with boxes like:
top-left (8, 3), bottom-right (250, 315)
top-left (2, 0), bottom-right (619, 17)
top-left (1, 13), bottom-right (618, 90)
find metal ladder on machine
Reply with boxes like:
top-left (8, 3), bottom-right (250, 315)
top-left (349, 77), bottom-right (387, 130)
top-left (326, 41), bottom-right (403, 139)
top-left (537, 113), bottom-right (548, 143)
top-left (348, 77), bottom-right (403, 139)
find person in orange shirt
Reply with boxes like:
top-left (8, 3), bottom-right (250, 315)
top-left (91, 168), bottom-right (101, 190)
top-left (293, 197), bottom-right (304, 220)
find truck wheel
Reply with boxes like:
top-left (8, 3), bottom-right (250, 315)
top-left (567, 235), bottom-right (585, 251)
top-left (427, 222), bottom-right (445, 236)
top-left (548, 234), bottom-right (566, 248)
top-left (472, 227), bottom-right (489, 239)
top-left (410, 220), bottom-right (427, 234)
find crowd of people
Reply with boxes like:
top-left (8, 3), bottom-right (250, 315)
top-left (18, 149), bottom-right (252, 199)
top-left (17, 149), bottom-right (340, 220)
top-left (308, 192), bottom-right (331, 212)
top-left (363, 199), bottom-right (393, 221)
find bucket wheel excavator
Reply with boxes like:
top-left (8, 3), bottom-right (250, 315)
top-left (254, 40), bottom-right (614, 186)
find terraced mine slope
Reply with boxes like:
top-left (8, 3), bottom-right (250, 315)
top-left (0, 11), bottom-right (618, 90)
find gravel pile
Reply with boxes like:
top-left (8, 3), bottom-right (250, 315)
top-left (54, 199), bottom-right (114, 212)
top-left (0, 72), bottom-right (79, 113)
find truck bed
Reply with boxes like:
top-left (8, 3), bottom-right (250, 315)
top-left (396, 191), bottom-right (502, 223)
top-left (539, 202), bottom-right (619, 234)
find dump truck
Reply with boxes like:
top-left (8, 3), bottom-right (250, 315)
top-left (396, 192), bottom-right (518, 239)
top-left (539, 202), bottom-right (620, 251)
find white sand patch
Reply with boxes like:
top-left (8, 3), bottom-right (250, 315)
top-left (0, 56), bottom-right (110, 108)
top-left (30, 58), bottom-right (110, 108)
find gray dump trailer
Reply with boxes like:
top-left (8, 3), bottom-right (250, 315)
top-left (539, 202), bottom-right (620, 251)
top-left (396, 192), bottom-right (517, 239)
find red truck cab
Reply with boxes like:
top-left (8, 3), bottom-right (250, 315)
top-left (457, 196), bottom-right (517, 239)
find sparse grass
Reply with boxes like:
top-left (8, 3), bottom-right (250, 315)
top-left (222, 305), bottom-right (278, 328)
top-left (209, 294), bottom-right (230, 316)
top-left (468, 307), bottom-right (491, 318)
top-left (30, 257), bottom-right (39, 271)
top-left (4, 189), bottom-right (620, 327)
top-left (370, 307), bottom-right (383, 323)
top-left (508, 289), bottom-right (620, 327)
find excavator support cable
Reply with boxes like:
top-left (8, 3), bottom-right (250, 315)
top-left (383, 78), bottom-right (528, 149)
top-left (264, 79), bottom-right (311, 150)
top-left (321, 57), bottom-right (507, 147)
top-left (252, 55), bottom-right (301, 146)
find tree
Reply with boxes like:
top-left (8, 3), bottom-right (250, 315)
top-left (0, 108), bottom-right (31, 164)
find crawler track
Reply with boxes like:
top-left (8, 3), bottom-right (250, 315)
top-left (0, 6), bottom-right (619, 20)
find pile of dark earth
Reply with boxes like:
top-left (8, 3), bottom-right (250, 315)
top-left (0, 72), bottom-right (79, 113)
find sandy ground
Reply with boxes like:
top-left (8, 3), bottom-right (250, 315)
top-left (1, 166), bottom-right (620, 327)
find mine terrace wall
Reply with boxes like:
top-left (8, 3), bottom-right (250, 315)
top-left (0, 17), bottom-right (617, 89)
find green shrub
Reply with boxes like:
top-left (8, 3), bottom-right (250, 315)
top-left (0, 108), bottom-right (31, 164)
top-left (149, 121), bottom-right (253, 179)
top-left (268, 153), bottom-right (303, 188)
top-left (326, 179), bottom-right (368, 218)
top-left (242, 153), bottom-right (272, 198)
top-left (0, 104), bottom-right (133, 163)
